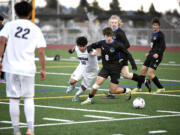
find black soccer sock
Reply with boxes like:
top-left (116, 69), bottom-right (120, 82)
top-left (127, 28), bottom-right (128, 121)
top-left (89, 93), bottom-right (94, 98)
top-left (152, 76), bottom-right (163, 88)
top-left (132, 73), bottom-right (139, 82)
top-left (137, 75), bottom-right (145, 88)
top-left (123, 88), bottom-right (126, 93)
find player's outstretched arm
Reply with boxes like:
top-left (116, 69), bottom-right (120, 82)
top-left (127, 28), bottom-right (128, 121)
top-left (0, 36), bottom-right (7, 75)
top-left (38, 47), bottom-right (46, 80)
top-left (68, 46), bottom-right (76, 54)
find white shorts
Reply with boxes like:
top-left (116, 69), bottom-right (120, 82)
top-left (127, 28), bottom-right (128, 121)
top-left (81, 71), bottom-right (98, 89)
top-left (5, 73), bottom-right (34, 98)
top-left (71, 64), bottom-right (85, 81)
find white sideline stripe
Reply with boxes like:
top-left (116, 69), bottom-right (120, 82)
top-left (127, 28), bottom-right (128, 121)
top-left (143, 92), bottom-right (180, 98)
top-left (43, 118), bottom-right (74, 123)
top-left (0, 101), bottom-right (148, 117)
top-left (36, 71), bottom-right (180, 83)
top-left (157, 110), bottom-right (180, 114)
top-left (0, 114), bottom-right (180, 130)
top-left (36, 72), bottom-right (71, 76)
top-left (49, 58), bottom-right (180, 67)
top-left (159, 79), bottom-right (180, 83)
top-left (0, 121), bottom-right (26, 125)
top-left (35, 84), bottom-right (109, 91)
top-left (135, 62), bottom-right (180, 67)
top-left (149, 130), bottom-right (167, 134)
top-left (84, 115), bottom-right (114, 120)
top-left (35, 84), bottom-right (180, 98)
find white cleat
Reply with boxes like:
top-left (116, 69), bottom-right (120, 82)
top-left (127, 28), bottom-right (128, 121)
top-left (81, 99), bottom-right (92, 105)
top-left (72, 95), bottom-right (79, 102)
top-left (66, 86), bottom-right (74, 94)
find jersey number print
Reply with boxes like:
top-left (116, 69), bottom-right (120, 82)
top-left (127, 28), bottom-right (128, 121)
top-left (15, 26), bottom-right (30, 39)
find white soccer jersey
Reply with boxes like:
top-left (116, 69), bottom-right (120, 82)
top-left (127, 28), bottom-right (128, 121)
top-left (75, 46), bottom-right (99, 73)
top-left (0, 19), bottom-right (46, 76)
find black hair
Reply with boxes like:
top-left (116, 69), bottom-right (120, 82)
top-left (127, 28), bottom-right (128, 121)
top-left (76, 36), bottom-right (88, 47)
top-left (15, 1), bottom-right (32, 17)
top-left (0, 15), bottom-right (4, 21)
top-left (103, 27), bottom-right (113, 36)
top-left (152, 17), bottom-right (160, 26)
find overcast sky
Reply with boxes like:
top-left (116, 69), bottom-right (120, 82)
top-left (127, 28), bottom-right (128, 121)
top-left (36, 0), bottom-right (180, 13)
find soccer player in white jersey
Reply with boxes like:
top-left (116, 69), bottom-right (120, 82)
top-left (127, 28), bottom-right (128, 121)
top-left (66, 36), bottom-right (99, 101)
top-left (0, 1), bottom-right (46, 135)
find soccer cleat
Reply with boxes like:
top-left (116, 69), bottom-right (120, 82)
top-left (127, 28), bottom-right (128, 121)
top-left (72, 95), bottom-right (79, 102)
top-left (26, 129), bottom-right (34, 135)
top-left (103, 91), bottom-right (115, 99)
top-left (132, 88), bottom-right (142, 92)
top-left (145, 79), bottom-right (151, 92)
top-left (125, 88), bottom-right (132, 100)
top-left (15, 131), bottom-right (22, 135)
top-left (103, 94), bottom-right (116, 99)
top-left (66, 86), bottom-right (74, 94)
top-left (81, 99), bottom-right (91, 105)
top-left (154, 88), bottom-right (165, 94)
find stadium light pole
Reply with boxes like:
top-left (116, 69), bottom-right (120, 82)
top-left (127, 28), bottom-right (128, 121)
top-left (32, 0), bottom-right (35, 23)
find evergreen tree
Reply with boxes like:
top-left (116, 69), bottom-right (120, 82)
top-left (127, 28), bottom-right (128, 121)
top-left (45, 0), bottom-right (58, 9)
top-left (149, 3), bottom-right (156, 15)
top-left (109, 0), bottom-right (121, 11)
top-left (78, 0), bottom-right (89, 8)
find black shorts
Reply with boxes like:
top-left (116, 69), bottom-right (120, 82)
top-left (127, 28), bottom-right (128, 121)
top-left (122, 60), bottom-right (128, 66)
top-left (98, 64), bottom-right (122, 84)
top-left (143, 55), bottom-right (162, 70)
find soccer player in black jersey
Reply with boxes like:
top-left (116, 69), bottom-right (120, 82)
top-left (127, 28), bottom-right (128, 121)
top-left (81, 27), bottom-right (137, 105)
top-left (133, 17), bottom-right (166, 93)
top-left (104, 15), bottom-right (151, 98)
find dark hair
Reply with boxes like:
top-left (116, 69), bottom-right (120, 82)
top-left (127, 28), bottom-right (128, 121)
top-left (152, 17), bottom-right (160, 26)
top-left (76, 36), bottom-right (88, 47)
top-left (15, 1), bottom-right (32, 17)
top-left (0, 15), bottom-right (4, 21)
top-left (103, 27), bottom-right (113, 36)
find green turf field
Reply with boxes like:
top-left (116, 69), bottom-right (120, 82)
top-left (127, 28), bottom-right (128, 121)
top-left (0, 49), bottom-right (180, 135)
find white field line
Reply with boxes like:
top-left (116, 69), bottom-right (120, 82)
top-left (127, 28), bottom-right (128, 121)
top-left (157, 110), bottom-right (180, 114)
top-left (52, 58), bottom-right (180, 67)
top-left (148, 130), bottom-right (167, 134)
top-left (0, 114), bottom-right (180, 130)
top-left (35, 84), bottom-right (109, 92)
top-left (84, 115), bottom-right (115, 120)
top-left (43, 118), bottom-right (74, 123)
top-left (143, 92), bottom-right (180, 98)
top-left (35, 71), bottom-right (180, 83)
top-left (0, 102), bottom-right (148, 117)
top-left (0, 121), bottom-right (26, 125)
top-left (135, 62), bottom-right (180, 67)
top-left (36, 72), bottom-right (71, 76)
top-left (34, 83), bottom-right (180, 98)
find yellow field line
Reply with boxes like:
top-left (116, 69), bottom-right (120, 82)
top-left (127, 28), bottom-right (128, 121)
top-left (0, 90), bottom-right (180, 102)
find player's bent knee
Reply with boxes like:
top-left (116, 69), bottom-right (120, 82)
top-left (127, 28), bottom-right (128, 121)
top-left (92, 83), bottom-right (100, 90)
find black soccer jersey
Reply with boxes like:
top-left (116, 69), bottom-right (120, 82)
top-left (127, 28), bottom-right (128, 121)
top-left (149, 30), bottom-right (166, 58)
top-left (113, 27), bottom-right (130, 49)
top-left (87, 40), bottom-right (137, 70)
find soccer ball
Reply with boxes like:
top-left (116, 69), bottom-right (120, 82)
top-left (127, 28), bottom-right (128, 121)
top-left (133, 97), bottom-right (145, 109)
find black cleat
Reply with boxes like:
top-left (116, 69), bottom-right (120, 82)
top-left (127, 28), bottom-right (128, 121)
top-left (103, 91), bottom-right (116, 99)
top-left (145, 79), bottom-right (151, 92)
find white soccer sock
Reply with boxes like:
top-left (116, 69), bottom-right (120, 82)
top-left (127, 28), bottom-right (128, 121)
top-left (75, 87), bottom-right (84, 96)
top-left (9, 99), bottom-right (20, 134)
top-left (24, 98), bottom-right (34, 131)
top-left (125, 88), bottom-right (131, 93)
